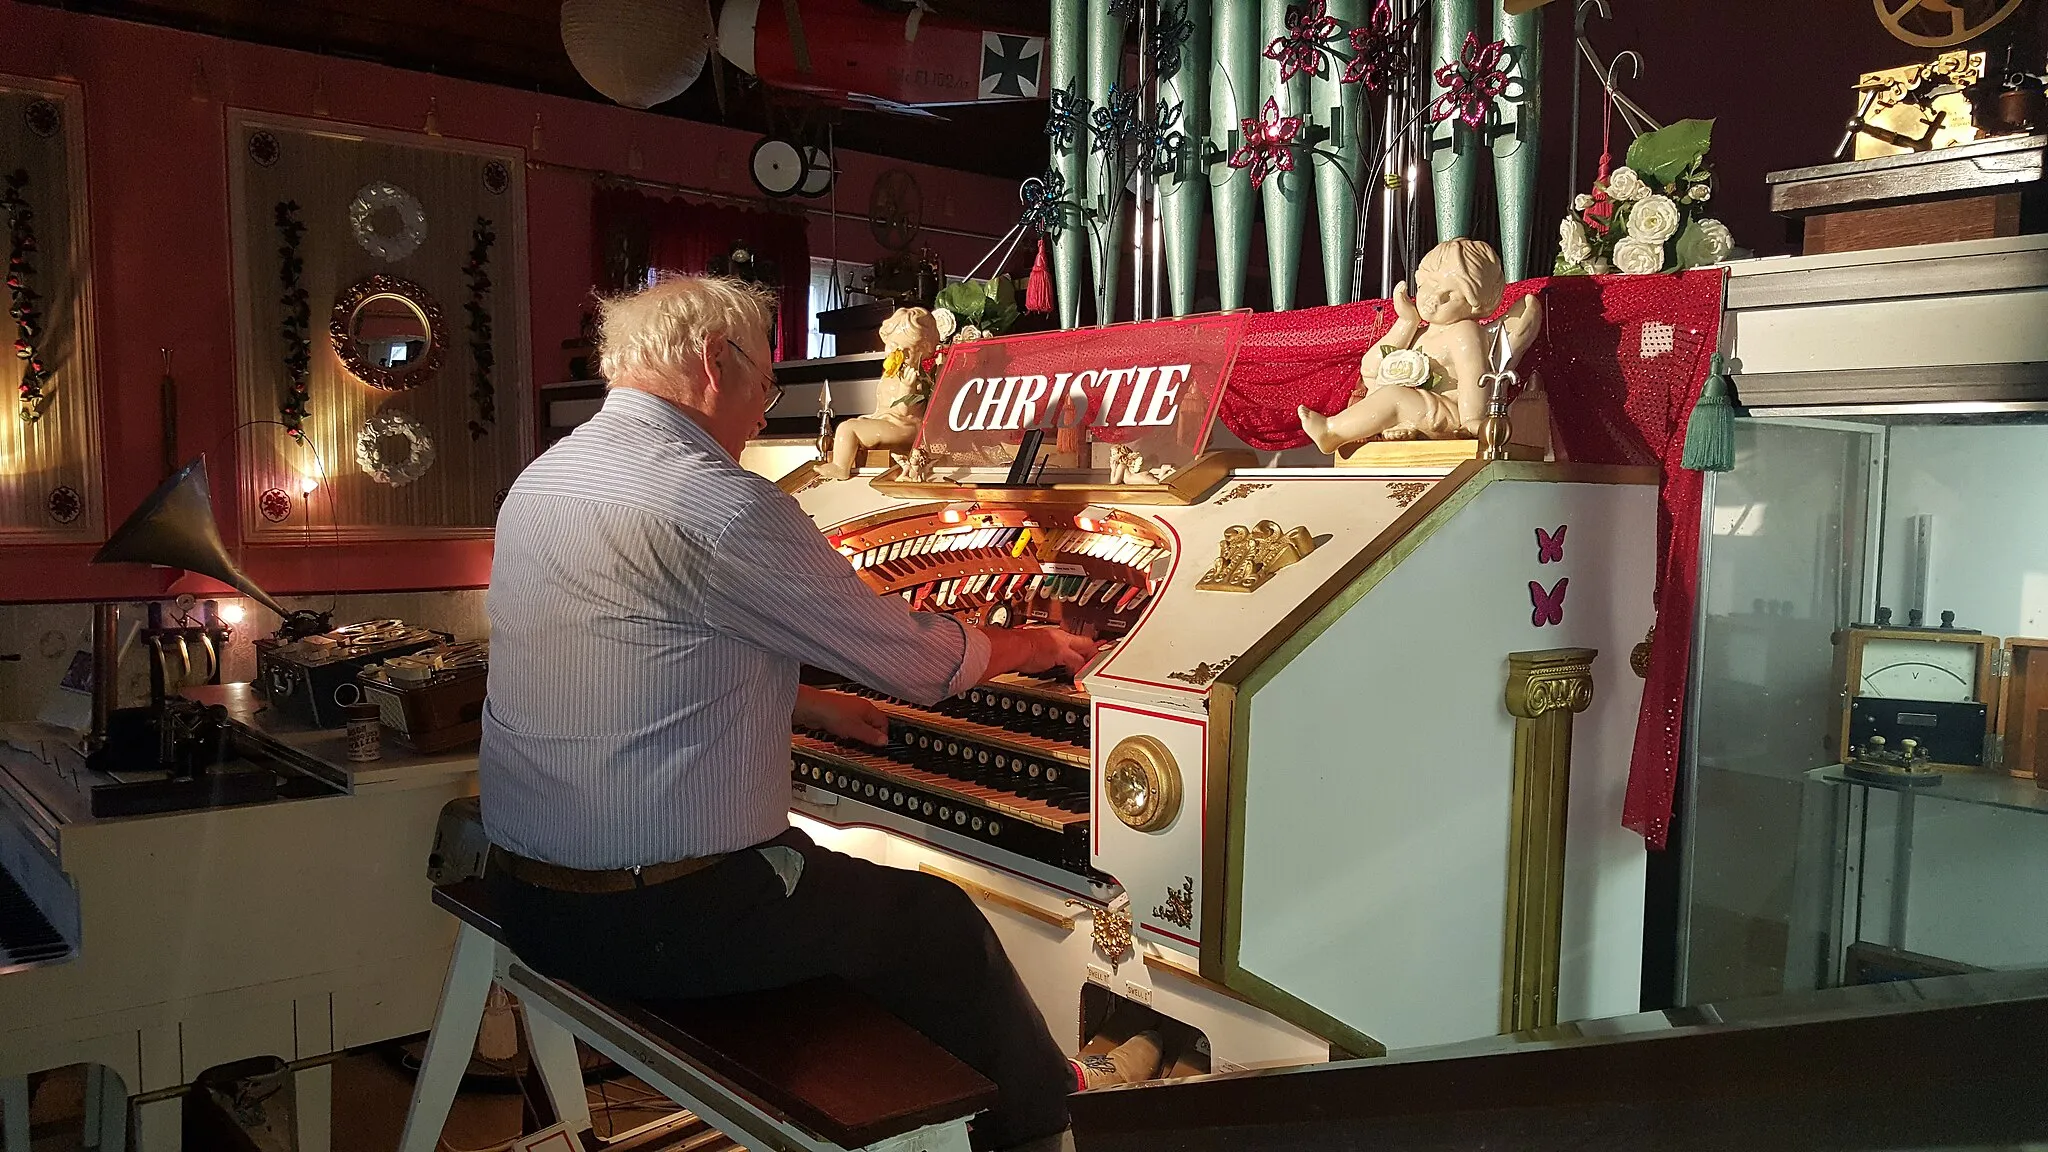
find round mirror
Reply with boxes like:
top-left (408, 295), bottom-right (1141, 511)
top-left (331, 275), bottom-right (446, 391)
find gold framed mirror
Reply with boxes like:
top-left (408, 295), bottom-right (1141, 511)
top-left (330, 274), bottom-right (447, 391)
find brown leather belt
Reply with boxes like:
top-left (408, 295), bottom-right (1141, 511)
top-left (487, 845), bottom-right (730, 894)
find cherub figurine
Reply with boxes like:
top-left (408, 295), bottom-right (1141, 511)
top-left (1298, 238), bottom-right (1542, 454)
top-left (816, 307), bottom-right (941, 480)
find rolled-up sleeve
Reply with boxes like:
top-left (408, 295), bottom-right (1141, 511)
top-left (703, 488), bottom-right (989, 705)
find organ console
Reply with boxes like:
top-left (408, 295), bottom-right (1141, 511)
top-left (768, 312), bottom-right (1665, 1070)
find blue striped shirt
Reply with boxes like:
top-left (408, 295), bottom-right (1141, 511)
top-left (479, 387), bottom-right (989, 868)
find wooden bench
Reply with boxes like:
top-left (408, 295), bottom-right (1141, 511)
top-left (398, 880), bottom-right (999, 1152)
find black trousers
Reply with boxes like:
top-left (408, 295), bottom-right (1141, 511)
top-left (488, 826), bottom-right (1073, 1148)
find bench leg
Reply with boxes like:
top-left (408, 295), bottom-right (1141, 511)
top-left (0, 1076), bottom-right (29, 1152)
top-left (134, 1096), bottom-right (181, 1152)
top-left (397, 923), bottom-right (499, 1152)
top-left (294, 1061), bottom-right (332, 1152)
top-left (82, 1065), bottom-right (127, 1152)
top-left (522, 1004), bottom-right (594, 1137)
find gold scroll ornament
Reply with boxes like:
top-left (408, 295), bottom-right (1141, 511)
top-left (1501, 647), bottom-right (1597, 1034)
top-left (1196, 521), bottom-right (1318, 593)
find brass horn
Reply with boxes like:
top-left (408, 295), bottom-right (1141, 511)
top-left (92, 457), bottom-right (288, 619)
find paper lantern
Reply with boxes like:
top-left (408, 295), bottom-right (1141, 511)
top-left (560, 0), bottom-right (714, 110)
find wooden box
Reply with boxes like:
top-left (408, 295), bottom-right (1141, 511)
top-left (1767, 133), bottom-right (2046, 256)
top-left (358, 666), bottom-right (487, 753)
top-left (2002, 638), bottom-right (2048, 784)
top-left (1831, 627), bottom-right (1999, 769)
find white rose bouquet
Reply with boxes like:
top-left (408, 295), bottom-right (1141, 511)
top-left (1554, 118), bottom-right (1734, 276)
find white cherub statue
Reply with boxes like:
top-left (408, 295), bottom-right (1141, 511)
top-left (816, 306), bottom-right (942, 481)
top-left (1298, 238), bottom-right (1542, 454)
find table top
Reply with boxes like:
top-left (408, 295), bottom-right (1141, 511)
top-left (180, 683), bottom-right (480, 792)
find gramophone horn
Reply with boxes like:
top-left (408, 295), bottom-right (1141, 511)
top-left (92, 457), bottom-right (289, 619)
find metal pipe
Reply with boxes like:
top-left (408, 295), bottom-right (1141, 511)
top-left (1260, 0), bottom-right (1309, 310)
top-left (1315, 0), bottom-right (1364, 305)
top-left (1051, 0), bottom-right (1087, 329)
top-left (89, 602), bottom-right (117, 752)
top-left (1158, 0), bottom-right (1210, 317)
top-left (1210, 0), bottom-right (1258, 310)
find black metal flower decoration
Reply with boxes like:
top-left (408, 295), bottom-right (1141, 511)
top-left (1044, 80), bottom-right (1090, 152)
top-left (1263, 0), bottom-right (1342, 84)
top-left (1227, 97), bottom-right (1302, 189)
top-left (1429, 31), bottom-right (1511, 129)
top-left (1088, 84), bottom-right (1147, 156)
top-left (1019, 170), bottom-right (1071, 239)
top-left (1137, 100), bottom-right (1187, 177)
top-left (1343, 0), bottom-right (1418, 94)
top-left (1149, 0), bottom-right (1195, 84)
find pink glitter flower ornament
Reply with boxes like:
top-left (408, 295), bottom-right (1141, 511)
top-left (1342, 0), bottom-right (1418, 94)
top-left (1428, 31), bottom-right (1511, 129)
top-left (1262, 1), bottom-right (1341, 83)
top-left (1228, 97), bottom-right (1302, 189)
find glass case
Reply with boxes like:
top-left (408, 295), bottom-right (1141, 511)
top-left (1681, 410), bottom-right (2048, 1005)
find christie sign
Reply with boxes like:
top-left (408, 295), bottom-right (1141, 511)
top-left (914, 312), bottom-right (1250, 473)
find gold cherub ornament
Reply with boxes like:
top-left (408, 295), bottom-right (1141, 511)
top-left (1298, 238), bottom-right (1542, 454)
top-left (816, 306), bottom-right (941, 481)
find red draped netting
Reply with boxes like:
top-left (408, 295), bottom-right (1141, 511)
top-left (1217, 269), bottom-right (1728, 848)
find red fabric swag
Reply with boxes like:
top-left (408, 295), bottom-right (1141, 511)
top-left (592, 187), bottom-right (811, 362)
top-left (1218, 269), bottom-right (1729, 847)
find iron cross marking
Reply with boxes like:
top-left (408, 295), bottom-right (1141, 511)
top-left (981, 33), bottom-right (1044, 99)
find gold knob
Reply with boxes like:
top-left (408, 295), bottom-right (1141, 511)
top-left (1104, 735), bottom-right (1182, 833)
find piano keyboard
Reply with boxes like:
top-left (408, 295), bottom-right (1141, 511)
top-left (0, 862), bottom-right (71, 972)
top-left (791, 731), bottom-right (1090, 874)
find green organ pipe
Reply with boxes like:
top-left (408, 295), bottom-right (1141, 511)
top-left (1260, 0), bottom-right (1308, 311)
top-left (1050, 0), bottom-right (1085, 329)
top-left (1158, 0), bottom-right (1210, 317)
top-left (1312, 0), bottom-right (1363, 305)
top-left (1491, 0), bottom-right (1542, 281)
top-left (1209, 0), bottom-right (1257, 312)
top-left (1085, 6), bottom-right (1128, 324)
top-left (1428, 0), bottom-right (1481, 243)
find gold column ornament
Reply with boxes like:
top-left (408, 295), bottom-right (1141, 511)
top-left (1500, 647), bottom-right (1597, 1034)
top-left (1196, 521), bottom-right (1318, 592)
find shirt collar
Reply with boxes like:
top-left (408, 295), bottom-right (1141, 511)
top-left (601, 386), bottom-right (725, 454)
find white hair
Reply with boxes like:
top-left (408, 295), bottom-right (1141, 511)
top-left (597, 274), bottom-right (776, 389)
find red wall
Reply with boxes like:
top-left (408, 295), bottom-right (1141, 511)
top-left (0, 1), bottom-right (1023, 601)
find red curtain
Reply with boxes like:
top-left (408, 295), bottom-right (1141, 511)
top-left (591, 187), bottom-right (811, 362)
top-left (1218, 269), bottom-right (1728, 848)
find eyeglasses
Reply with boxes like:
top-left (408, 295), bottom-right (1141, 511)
top-left (726, 338), bottom-right (782, 413)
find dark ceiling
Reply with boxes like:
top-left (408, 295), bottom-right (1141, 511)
top-left (18, 0), bottom-right (1054, 179)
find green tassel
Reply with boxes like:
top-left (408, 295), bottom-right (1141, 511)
top-left (1682, 353), bottom-right (1735, 473)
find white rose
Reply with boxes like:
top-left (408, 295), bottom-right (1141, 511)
top-left (1378, 347), bottom-right (1432, 388)
top-left (1585, 257), bottom-right (1613, 275)
top-left (1613, 237), bottom-right (1666, 275)
top-left (1573, 193), bottom-right (1594, 211)
top-left (1690, 184), bottom-right (1711, 202)
top-left (1696, 218), bottom-right (1734, 263)
top-left (1626, 194), bottom-right (1682, 243)
top-left (1604, 166), bottom-right (1650, 201)
top-left (956, 324), bottom-right (985, 343)
top-left (931, 308), bottom-right (958, 340)
top-left (1559, 216), bottom-right (1593, 265)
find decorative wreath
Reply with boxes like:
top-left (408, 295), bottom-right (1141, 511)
top-left (355, 409), bottom-right (436, 487)
top-left (329, 274), bottom-right (447, 391)
top-left (348, 181), bottom-right (427, 263)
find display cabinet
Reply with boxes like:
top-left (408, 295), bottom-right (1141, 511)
top-left (1680, 236), bottom-right (2048, 1005)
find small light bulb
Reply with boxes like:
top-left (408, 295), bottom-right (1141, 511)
top-left (299, 476), bottom-right (319, 496)
top-left (219, 602), bottom-right (246, 625)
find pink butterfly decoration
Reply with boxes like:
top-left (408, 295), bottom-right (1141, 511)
top-left (1529, 578), bottom-right (1567, 627)
top-left (1536, 525), bottom-right (1566, 564)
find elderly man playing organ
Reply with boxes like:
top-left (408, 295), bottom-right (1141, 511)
top-left (478, 275), bottom-right (1158, 1151)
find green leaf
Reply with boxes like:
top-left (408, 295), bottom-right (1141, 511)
top-left (1626, 118), bottom-right (1714, 185)
top-left (934, 280), bottom-right (989, 321)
